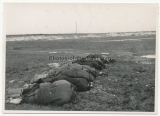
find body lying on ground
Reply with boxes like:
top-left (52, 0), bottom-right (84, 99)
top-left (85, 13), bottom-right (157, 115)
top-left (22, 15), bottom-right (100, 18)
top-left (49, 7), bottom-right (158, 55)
top-left (72, 54), bottom-right (116, 70)
top-left (6, 54), bottom-right (115, 105)
top-left (30, 62), bottom-right (97, 91)
top-left (6, 80), bottom-right (77, 105)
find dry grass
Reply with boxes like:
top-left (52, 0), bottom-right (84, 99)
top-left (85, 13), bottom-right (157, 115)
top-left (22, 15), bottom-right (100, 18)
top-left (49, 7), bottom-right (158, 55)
top-left (5, 33), bottom-right (156, 111)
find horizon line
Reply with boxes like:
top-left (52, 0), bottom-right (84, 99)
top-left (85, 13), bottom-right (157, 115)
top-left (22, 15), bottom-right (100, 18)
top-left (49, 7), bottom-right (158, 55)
top-left (6, 31), bottom-right (156, 36)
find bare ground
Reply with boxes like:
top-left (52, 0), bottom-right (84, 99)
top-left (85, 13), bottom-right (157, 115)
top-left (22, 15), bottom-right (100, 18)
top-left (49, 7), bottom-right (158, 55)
top-left (5, 33), bottom-right (156, 111)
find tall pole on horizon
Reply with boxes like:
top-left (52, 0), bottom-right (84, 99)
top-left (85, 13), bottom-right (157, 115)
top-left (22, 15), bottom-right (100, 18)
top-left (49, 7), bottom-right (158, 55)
top-left (75, 4), bottom-right (77, 34)
top-left (76, 21), bottom-right (77, 34)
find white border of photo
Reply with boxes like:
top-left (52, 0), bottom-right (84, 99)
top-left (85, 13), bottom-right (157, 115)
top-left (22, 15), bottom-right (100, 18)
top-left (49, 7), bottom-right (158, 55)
top-left (0, 0), bottom-right (159, 116)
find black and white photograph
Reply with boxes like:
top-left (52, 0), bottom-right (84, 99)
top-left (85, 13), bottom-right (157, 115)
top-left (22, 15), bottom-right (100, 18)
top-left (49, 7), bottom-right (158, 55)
top-left (2, 2), bottom-right (158, 113)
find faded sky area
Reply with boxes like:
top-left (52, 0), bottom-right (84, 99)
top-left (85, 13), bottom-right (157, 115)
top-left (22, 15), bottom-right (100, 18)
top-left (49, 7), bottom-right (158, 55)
top-left (4, 3), bottom-right (157, 35)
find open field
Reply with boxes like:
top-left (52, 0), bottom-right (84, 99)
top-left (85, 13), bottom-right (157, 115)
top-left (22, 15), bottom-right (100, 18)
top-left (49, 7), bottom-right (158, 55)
top-left (5, 32), bottom-right (156, 111)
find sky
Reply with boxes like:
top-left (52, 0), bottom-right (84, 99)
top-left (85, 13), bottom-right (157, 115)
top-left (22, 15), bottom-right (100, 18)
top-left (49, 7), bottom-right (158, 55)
top-left (4, 3), bottom-right (158, 35)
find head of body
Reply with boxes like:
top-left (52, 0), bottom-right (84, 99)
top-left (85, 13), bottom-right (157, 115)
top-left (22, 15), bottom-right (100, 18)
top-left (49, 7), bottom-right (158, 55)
top-left (86, 54), bottom-right (116, 64)
top-left (102, 57), bottom-right (116, 64)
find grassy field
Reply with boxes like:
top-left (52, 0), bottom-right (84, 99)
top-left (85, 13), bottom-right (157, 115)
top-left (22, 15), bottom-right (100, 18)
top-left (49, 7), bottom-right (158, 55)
top-left (5, 32), bottom-right (156, 111)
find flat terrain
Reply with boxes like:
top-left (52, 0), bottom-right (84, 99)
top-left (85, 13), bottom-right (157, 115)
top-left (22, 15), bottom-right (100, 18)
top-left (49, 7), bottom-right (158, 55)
top-left (5, 32), bottom-right (156, 111)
